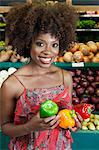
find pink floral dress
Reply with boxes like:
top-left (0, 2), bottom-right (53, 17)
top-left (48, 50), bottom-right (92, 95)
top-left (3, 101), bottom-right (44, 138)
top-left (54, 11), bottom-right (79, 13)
top-left (8, 76), bottom-right (73, 150)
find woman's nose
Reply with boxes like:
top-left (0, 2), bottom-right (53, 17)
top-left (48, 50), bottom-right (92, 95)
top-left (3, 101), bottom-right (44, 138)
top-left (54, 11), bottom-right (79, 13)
top-left (43, 50), bottom-right (51, 55)
top-left (43, 45), bottom-right (52, 54)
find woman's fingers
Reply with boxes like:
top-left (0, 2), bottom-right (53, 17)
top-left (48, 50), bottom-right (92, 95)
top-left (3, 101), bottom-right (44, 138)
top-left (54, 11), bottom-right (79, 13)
top-left (50, 119), bottom-right (60, 129)
top-left (76, 112), bottom-right (83, 122)
top-left (41, 115), bottom-right (60, 129)
top-left (74, 117), bottom-right (81, 129)
top-left (68, 126), bottom-right (77, 132)
top-left (49, 115), bottom-right (60, 126)
top-left (43, 115), bottom-right (56, 123)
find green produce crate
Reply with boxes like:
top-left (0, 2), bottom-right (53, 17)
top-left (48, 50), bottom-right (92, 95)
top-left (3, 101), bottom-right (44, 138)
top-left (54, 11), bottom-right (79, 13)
top-left (72, 130), bottom-right (99, 150)
top-left (0, 130), bottom-right (99, 150)
top-left (0, 131), bottom-right (10, 150)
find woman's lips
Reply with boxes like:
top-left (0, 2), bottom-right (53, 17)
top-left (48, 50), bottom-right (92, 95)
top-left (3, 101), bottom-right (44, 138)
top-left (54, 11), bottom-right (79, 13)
top-left (39, 57), bottom-right (52, 64)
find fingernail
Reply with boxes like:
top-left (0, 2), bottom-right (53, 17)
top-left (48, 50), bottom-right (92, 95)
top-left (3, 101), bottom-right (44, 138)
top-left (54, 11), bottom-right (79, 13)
top-left (52, 115), bottom-right (56, 119)
top-left (57, 114), bottom-right (60, 118)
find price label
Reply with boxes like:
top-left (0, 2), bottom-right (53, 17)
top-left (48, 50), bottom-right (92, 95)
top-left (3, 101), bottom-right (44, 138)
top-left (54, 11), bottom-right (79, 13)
top-left (72, 62), bottom-right (84, 67)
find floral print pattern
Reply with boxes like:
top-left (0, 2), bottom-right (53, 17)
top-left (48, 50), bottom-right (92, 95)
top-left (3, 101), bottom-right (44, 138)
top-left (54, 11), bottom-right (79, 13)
top-left (9, 85), bottom-right (72, 150)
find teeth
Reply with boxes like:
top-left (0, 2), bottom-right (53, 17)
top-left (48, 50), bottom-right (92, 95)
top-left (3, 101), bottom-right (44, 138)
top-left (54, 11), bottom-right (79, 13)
top-left (40, 57), bottom-right (52, 63)
top-left (43, 58), bottom-right (51, 61)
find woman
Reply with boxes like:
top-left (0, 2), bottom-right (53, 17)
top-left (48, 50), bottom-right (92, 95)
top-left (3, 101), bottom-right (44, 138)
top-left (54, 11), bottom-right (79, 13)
top-left (1, 1), bottom-right (82, 149)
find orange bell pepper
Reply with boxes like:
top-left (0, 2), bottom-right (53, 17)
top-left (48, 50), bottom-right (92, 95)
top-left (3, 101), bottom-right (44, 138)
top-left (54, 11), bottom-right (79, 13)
top-left (58, 109), bottom-right (76, 129)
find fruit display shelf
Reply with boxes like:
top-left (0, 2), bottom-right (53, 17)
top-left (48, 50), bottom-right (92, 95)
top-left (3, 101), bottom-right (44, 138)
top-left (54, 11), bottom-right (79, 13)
top-left (0, 62), bottom-right (99, 70)
top-left (0, 112), bottom-right (99, 149)
top-left (76, 29), bottom-right (99, 31)
top-left (72, 130), bottom-right (99, 150)
top-left (0, 62), bottom-right (27, 69)
top-left (54, 62), bottom-right (99, 69)
top-left (0, 130), bottom-right (99, 150)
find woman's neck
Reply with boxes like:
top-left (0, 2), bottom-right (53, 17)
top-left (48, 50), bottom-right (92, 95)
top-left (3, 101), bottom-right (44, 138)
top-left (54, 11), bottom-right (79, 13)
top-left (29, 61), bottom-right (54, 75)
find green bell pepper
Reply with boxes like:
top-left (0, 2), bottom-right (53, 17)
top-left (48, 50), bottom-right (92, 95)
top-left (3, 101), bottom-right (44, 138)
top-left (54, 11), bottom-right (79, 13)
top-left (40, 100), bottom-right (59, 118)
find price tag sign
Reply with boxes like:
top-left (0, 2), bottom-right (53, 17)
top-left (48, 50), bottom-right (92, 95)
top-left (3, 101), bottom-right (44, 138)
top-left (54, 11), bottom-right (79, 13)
top-left (72, 62), bottom-right (84, 67)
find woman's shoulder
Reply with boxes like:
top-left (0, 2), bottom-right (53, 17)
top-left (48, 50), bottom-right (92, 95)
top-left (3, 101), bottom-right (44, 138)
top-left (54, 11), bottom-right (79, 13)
top-left (53, 65), bottom-right (71, 75)
top-left (1, 69), bottom-right (25, 93)
top-left (1, 74), bottom-right (19, 99)
top-left (62, 69), bottom-right (73, 87)
top-left (62, 69), bottom-right (72, 77)
top-left (2, 74), bottom-right (17, 88)
top-left (14, 64), bottom-right (30, 76)
top-left (2, 65), bottom-right (27, 87)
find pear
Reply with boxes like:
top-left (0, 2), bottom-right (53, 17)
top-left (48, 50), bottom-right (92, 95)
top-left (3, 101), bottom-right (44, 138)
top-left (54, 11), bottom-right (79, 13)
top-left (88, 122), bottom-right (95, 130)
top-left (94, 119), bottom-right (99, 126)
top-left (96, 125), bottom-right (99, 130)
top-left (90, 114), bottom-right (95, 119)
top-left (82, 121), bottom-right (88, 126)
top-left (82, 126), bottom-right (88, 130)
top-left (94, 114), bottom-right (99, 120)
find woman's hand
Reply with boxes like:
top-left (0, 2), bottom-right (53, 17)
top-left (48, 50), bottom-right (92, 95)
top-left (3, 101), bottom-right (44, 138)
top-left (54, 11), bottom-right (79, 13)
top-left (26, 112), bottom-right (60, 132)
top-left (68, 112), bottom-right (83, 132)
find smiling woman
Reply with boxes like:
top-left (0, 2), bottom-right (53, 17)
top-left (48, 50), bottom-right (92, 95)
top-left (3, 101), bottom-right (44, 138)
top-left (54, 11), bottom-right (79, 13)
top-left (0, 1), bottom-right (82, 150)
top-left (30, 33), bottom-right (59, 68)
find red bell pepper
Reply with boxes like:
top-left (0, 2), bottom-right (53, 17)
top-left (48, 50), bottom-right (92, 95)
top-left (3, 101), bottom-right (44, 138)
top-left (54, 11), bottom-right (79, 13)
top-left (74, 103), bottom-right (94, 119)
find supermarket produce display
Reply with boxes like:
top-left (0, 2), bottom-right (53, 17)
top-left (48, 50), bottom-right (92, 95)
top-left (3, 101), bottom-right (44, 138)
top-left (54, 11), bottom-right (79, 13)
top-left (0, 45), bottom-right (30, 63)
top-left (81, 113), bottom-right (99, 131)
top-left (71, 69), bottom-right (99, 111)
top-left (56, 41), bottom-right (99, 63)
top-left (0, 1), bottom-right (99, 150)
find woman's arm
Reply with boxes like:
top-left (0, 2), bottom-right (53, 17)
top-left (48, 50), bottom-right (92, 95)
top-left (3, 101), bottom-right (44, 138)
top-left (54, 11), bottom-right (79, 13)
top-left (0, 75), bottom-right (60, 138)
top-left (63, 70), bottom-right (73, 107)
top-left (0, 76), bottom-right (33, 138)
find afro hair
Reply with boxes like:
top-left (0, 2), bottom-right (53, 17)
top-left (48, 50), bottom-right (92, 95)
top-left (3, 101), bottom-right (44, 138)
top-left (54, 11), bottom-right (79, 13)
top-left (6, 0), bottom-right (78, 57)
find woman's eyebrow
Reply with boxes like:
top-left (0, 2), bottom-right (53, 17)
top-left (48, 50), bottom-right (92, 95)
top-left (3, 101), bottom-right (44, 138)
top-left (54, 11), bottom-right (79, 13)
top-left (35, 38), bottom-right (59, 43)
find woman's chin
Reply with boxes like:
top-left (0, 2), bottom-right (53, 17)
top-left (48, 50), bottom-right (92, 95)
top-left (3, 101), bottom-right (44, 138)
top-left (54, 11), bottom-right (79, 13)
top-left (39, 63), bottom-right (52, 68)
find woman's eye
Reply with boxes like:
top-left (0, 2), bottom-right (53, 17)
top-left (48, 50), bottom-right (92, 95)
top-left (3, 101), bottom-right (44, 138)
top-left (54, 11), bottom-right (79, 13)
top-left (52, 43), bottom-right (59, 48)
top-left (35, 41), bottom-right (44, 47)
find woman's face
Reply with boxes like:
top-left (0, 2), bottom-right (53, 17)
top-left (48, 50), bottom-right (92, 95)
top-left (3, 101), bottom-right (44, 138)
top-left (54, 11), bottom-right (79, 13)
top-left (30, 33), bottom-right (59, 68)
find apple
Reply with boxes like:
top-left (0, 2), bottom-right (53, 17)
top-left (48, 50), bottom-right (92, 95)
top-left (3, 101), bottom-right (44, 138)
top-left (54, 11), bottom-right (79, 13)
top-left (76, 87), bottom-right (85, 96)
top-left (95, 104), bottom-right (99, 111)
top-left (91, 82), bottom-right (96, 88)
top-left (95, 76), bottom-right (99, 82)
top-left (95, 89), bottom-right (99, 96)
top-left (75, 69), bottom-right (82, 76)
top-left (87, 76), bottom-right (94, 82)
top-left (86, 86), bottom-right (95, 95)
top-left (96, 70), bottom-right (99, 76)
top-left (91, 96), bottom-right (99, 104)
top-left (72, 90), bottom-right (77, 97)
top-left (81, 81), bottom-right (89, 88)
top-left (72, 97), bottom-right (80, 105)
top-left (95, 103), bottom-right (99, 111)
top-left (81, 96), bottom-right (90, 103)
top-left (73, 82), bottom-right (78, 88)
top-left (73, 77), bottom-right (81, 83)
top-left (81, 74), bottom-right (86, 79)
top-left (88, 69), bottom-right (94, 76)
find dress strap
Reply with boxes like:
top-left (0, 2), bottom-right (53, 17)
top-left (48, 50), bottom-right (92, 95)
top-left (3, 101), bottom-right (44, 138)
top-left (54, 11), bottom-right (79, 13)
top-left (13, 74), bottom-right (26, 89)
top-left (61, 69), bottom-right (65, 85)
